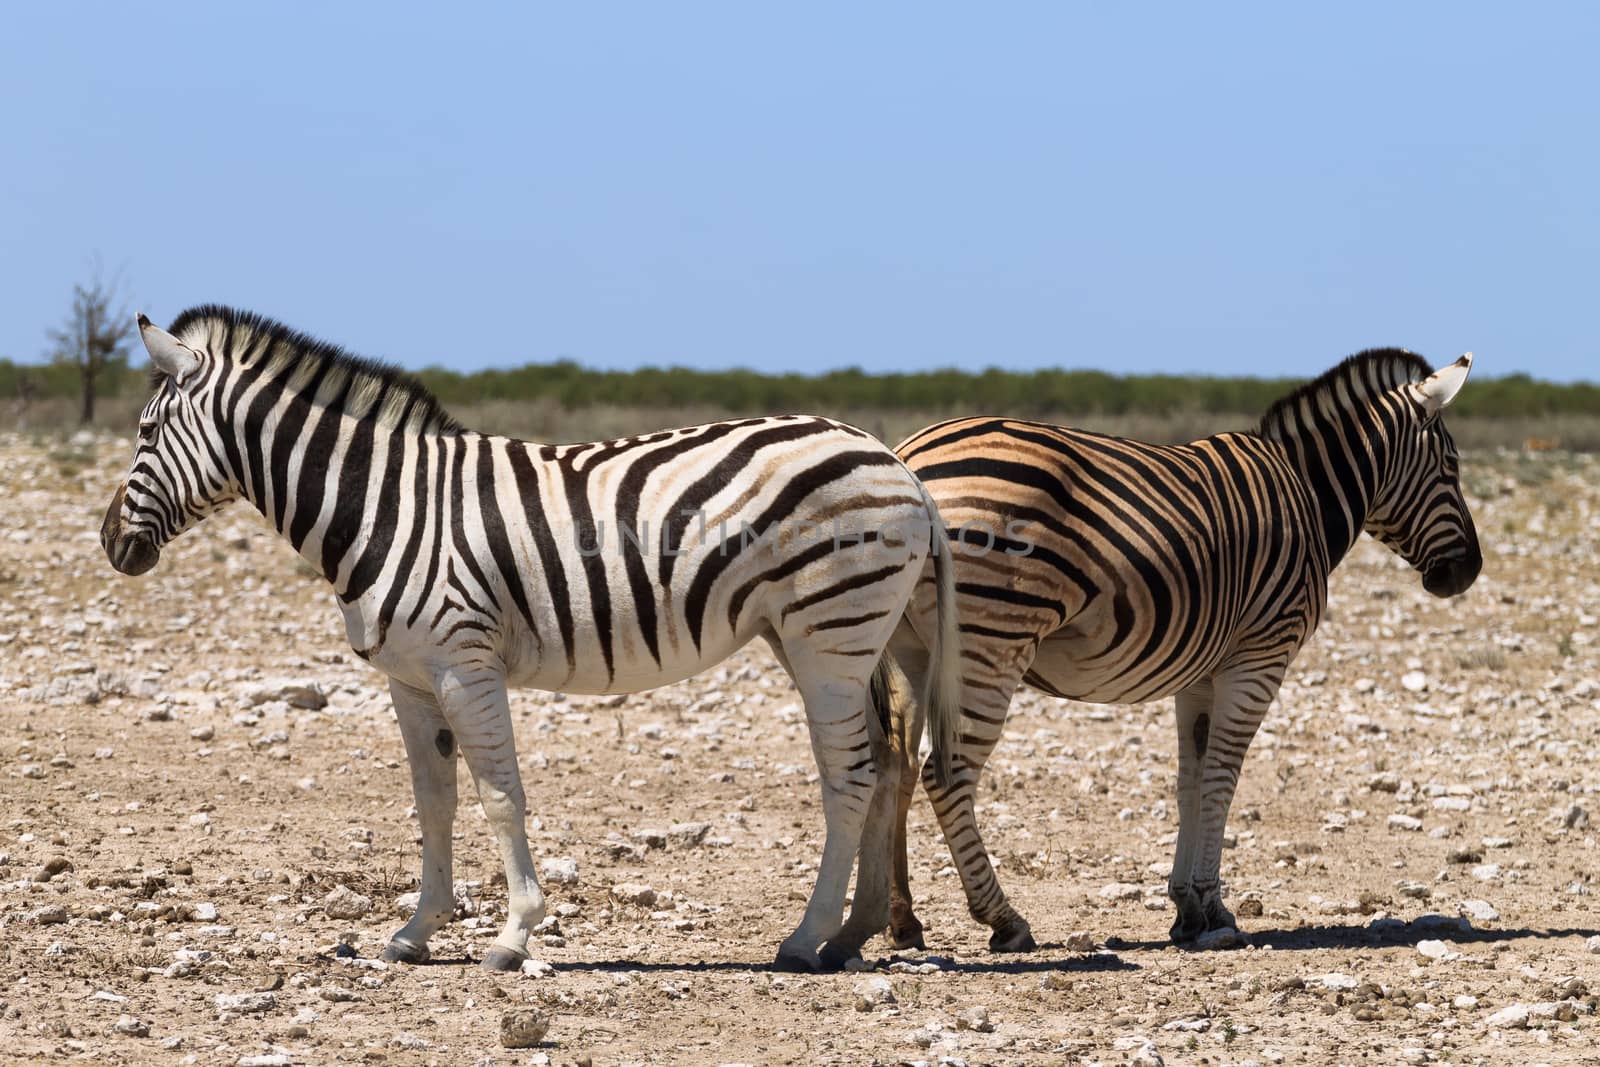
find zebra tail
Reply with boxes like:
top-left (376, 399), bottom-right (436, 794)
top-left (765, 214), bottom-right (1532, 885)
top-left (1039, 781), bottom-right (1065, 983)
top-left (916, 480), bottom-right (963, 789)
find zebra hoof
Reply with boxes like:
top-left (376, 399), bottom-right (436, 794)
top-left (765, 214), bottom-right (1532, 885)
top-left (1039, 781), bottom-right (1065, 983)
top-left (772, 949), bottom-right (821, 973)
top-left (816, 941), bottom-right (861, 973)
top-left (480, 946), bottom-right (529, 973)
top-left (988, 919), bottom-right (1036, 953)
top-left (889, 917), bottom-right (926, 951)
top-left (1169, 914), bottom-right (1206, 944)
top-left (381, 939), bottom-right (430, 965)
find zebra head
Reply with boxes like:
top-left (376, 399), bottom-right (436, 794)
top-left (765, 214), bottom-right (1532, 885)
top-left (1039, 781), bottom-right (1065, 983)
top-left (101, 315), bottom-right (238, 575)
top-left (1363, 352), bottom-right (1481, 598)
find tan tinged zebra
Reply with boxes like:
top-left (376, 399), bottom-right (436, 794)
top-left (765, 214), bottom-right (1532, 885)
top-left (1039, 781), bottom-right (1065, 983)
top-left (100, 306), bottom-right (963, 973)
top-left (858, 348), bottom-right (1481, 952)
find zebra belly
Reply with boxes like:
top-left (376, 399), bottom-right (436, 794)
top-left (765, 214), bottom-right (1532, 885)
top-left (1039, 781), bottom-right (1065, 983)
top-left (499, 623), bottom-right (757, 697)
top-left (1024, 628), bottom-right (1219, 705)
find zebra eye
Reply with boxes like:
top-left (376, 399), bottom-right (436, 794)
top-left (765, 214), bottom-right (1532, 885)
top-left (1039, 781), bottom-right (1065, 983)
top-left (138, 419), bottom-right (158, 440)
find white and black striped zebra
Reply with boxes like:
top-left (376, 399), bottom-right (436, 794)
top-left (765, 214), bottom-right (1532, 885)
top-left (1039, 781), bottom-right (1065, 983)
top-left (100, 306), bottom-right (962, 972)
top-left (857, 349), bottom-right (1481, 952)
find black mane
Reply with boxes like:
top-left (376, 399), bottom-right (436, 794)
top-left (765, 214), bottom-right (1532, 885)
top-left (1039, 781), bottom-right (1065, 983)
top-left (1257, 347), bottom-right (1434, 437)
top-left (158, 304), bottom-right (462, 434)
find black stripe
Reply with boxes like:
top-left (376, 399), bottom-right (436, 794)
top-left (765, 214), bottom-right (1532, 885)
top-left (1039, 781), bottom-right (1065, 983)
top-left (342, 425), bottom-right (406, 602)
top-left (557, 449), bottom-right (614, 680)
top-left (507, 444), bottom-right (575, 672)
top-left (780, 564), bottom-right (904, 622)
top-left (447, 440), bottom-right (502, 614)
top-left (476, 441), bottom-right (541, 646)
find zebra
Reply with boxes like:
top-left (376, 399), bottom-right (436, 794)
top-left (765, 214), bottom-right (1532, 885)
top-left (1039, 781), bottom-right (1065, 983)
top-left (855, 348), bottom-right (1481, 952)
top-left (99, 306), bottom-right (962, 973)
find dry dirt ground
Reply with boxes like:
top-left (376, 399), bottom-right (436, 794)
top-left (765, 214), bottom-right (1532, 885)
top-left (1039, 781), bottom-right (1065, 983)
top-left (2, 431), bottom-right (1598, 1067)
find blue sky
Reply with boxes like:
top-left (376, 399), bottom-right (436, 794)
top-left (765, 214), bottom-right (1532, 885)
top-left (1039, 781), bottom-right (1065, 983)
top-left (3, 4), bottom-right (1595, 381)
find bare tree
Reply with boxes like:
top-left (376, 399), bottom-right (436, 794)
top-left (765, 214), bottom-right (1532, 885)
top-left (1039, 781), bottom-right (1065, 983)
top-left (48, 267), bottom-right (134, 424)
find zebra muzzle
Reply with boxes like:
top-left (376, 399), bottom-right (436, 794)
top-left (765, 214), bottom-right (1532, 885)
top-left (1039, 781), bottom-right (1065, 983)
top-left (1421, 548), bottom-right (1481, 598)
top-left (101, 482), bottom-right (161, 576)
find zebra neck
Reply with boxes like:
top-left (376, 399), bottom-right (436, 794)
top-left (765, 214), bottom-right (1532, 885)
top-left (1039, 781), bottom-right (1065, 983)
top-left (232, 404), bottom-right (438, 601)
top-left (1269, 406), bottom-right (1392, 573)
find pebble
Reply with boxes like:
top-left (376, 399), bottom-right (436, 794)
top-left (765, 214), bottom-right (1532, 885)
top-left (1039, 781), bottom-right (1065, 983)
top-left (1401, 670), bottom-right (1429, 693)
top-left (1132, 1044), bottom-right (1165, 1067)
top-left (1458, 899), bottom-right (1499, 922)
top-left (1416, 940), bottom-right (1455, 961)
top-left (1484, 1003), bottom-right (1530, 1029)
top-left (1098, 882), bottom-right (1144, 900)
top-left (237, 1056), bottom-right (292, 1067)
top-left (500, 1007), bottom-right (551, 1048)
top-left (323, 884), bottom-right (374, 920)
top-left (520, 958), bottom-right (556, 978)
top-left (1064, 930), bottom-right (1097, 953)
top-left (1587, 935), bottom-right (1600, 954)
top-left (113, 1015), bottom-right (150, 1037)
top-left (955, 1005), bottom-right (994, 1033)
top-left (668, 821), bottom-right (712, 848)
top-left (33, 855), bottom-right (73, 882)
top-left (215, 991), bottom-right (277, 1015)
top-left (1194, 926), bottom-right (1245, 950)
top-left (854, 976), bottom-right (896, 1011)
top-left (610, 882), bottom-right (657, 907)
top-left (1309, 973), bottom-right (1359, 992)
top-left (1387, 814), bottom-right (1423, 832)
top-left (539, 857), bottom-right (580, 885)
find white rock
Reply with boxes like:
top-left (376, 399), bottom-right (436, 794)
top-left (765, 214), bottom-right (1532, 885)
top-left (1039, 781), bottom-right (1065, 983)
top-left (853, 976), bottom-right (896, 1010)
top-left (955, 1005), bottom-right (994, 1032)
top-left (1388, 814), bottom-right (1424, 832)
top-left (610, 882), bottom-right (657, 907)
top-left (519, 958), bottom-right (555, 978)
top-left (1309, 973), bottom-right (1359, 992)
top-left (539, 857), bottom-right (579, 886)
top-left (1098, 882), bottom-right (1144, 901)
top-left (215, 991), bottom-right (277, 1014)
top-left (1484, 1003), bottom-right (1530, 1029)
top-left (1471, 864), bottom-right (1502, 882)
top-left (1064, 930), bottom-right (1097, 953)
top-left (323, 884), bottom-right (373, 920)
top-left (1401, 670), bottom-right (1429, 693)
top-left (1194, 926), bottom-right (1245, 950)
top-left (1453, 994), bottom-right (1479, 1009)
top-left (113, 1015), bottom-right (150, 1036)
top-left (1586, 934), bottom-right (1600, 954)
top-left (1416, 939), bottom-right (1455, 961)
top-left (1458, 899), bottom-right (1499, 922)
top-left (1133, 1047), bottom-right (1165, 1067)
top-left (668, 822), bottom-right (712, 848)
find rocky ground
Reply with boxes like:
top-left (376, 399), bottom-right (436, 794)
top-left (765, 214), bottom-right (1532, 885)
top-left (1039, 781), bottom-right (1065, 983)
top-left (1, 431), bottom-right (1598, 1066)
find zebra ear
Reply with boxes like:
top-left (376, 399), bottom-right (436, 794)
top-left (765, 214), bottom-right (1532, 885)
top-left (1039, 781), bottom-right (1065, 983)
top-left (138, 313), bottom-right (201, 381)
top-left (1415, 352), bottom-right (1473, 419)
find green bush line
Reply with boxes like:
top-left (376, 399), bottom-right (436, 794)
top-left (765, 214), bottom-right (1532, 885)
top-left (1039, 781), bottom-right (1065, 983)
top-left (3, 357), bottom-right (1596, 419)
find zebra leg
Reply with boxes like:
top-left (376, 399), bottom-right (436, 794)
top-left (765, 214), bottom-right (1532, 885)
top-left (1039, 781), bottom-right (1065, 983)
top-left (773, 666), bottom-right (880, 973)
top-left (1167, 680), bottom-right (1213, 942)
top-left (923, 681), bottom-right (1035, 953)
top-left (436, 668), bottom-right (546, 972)
top-left (381, 679), bottom-right (459, 965)
top-left (817, 729), bottom-right (898, 969)
top-left (1175, 670), bottom-right (1278, 943)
